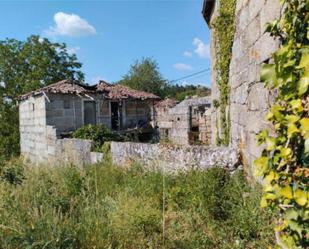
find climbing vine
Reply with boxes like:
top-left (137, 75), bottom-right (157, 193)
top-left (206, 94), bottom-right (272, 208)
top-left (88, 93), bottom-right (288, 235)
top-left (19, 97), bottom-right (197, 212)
top-left (255, 1), bottom-right (309, 248)
top-left (212, 0), bottom-right (237, 146)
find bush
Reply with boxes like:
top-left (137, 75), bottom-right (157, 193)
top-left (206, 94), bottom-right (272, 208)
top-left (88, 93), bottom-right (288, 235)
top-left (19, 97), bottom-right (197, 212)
top-left (0, 161), bottom-right (275, 249)
top-left (72, 124), bottom-right (125, 152)
top-left (0, 157), bottom-right (25, 185)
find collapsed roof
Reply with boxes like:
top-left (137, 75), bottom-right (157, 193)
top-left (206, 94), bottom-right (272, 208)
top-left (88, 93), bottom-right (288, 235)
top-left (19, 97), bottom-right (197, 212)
top-left (18, 79), bottom-right (160, 101)
top-left (155, 98), bottom-right (178, 108)
top-left (96, 81), bottom-right (160, 100)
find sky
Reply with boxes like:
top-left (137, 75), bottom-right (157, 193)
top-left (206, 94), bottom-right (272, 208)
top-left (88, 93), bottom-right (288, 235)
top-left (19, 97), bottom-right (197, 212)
top-left (0, 0), bottom-right (212, 86)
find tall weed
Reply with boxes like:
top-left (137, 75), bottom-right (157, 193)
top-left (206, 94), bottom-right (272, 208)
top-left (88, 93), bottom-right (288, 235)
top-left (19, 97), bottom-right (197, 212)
top-left (0, 160), bottom-right (274, 248)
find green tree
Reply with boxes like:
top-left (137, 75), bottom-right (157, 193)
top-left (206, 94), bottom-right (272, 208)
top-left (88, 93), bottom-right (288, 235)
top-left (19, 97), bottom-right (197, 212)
top-left (165, 84), bottom-right (211, 101)
top-left (119, 57), bottom-right (168, 98)
top-left (0, 35), bottom-right (84, 159)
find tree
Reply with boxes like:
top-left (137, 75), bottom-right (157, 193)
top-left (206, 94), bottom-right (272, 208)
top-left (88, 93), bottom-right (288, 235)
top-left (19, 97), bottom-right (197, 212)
top-left (165, 84), bottom-right (211, 101)
top-left (119, 57), bottom-right (168, 98)
top-left (0, 35), bottom-right (84, 159)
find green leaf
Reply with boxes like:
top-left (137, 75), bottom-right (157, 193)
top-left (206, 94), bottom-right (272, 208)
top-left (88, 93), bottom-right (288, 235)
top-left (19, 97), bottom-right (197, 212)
top-left (304, 138), bottom-right (309, 154)
top-left (261, 64), bottom-right (277, 86)
top-left (300, 118), bottom-right (309, 131)
top-left (286, 115), bottom-right (300, 124)
top-left (271, 105), bottom-right (284, 121)
top-left (266, 137), bottom-right (276, 151)
top-left (294, 189), bottom-right (308, 206)
top-left (254, 157), bottom-right (269, 176)
top-left (290, 99), bottom-right (303, 113)
top-left (285, 209), bottom-right (299, 221)
top-left (280, 147), bottom-right (292, 158)
top-left (279, 185), bottom-right (293, 199)
top-left (288, 220), bottom-right (303, 236)
top-left (287, 123), bottom-right (299, 138)
top-left (298, 70), bottom-right (309, 95)
top-left (299, 53), bottom-right (309, 69)
top-left (257, 129), bottom-right (269, 144)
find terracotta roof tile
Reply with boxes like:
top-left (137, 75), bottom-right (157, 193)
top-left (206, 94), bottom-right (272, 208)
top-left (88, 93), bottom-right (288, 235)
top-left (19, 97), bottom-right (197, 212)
top-left (18, 79), bottom-right (160, 101)
top-left (96, 81), bottom-right (160, 100)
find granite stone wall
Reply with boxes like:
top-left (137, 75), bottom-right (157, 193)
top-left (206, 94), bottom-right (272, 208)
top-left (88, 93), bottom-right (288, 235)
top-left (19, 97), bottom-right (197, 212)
top-left (208, 0), bottom-right (281, 173)
top-left (229, 0), bottom-right (281, 171)
top-left (111, 142), bottom-right (239, 173)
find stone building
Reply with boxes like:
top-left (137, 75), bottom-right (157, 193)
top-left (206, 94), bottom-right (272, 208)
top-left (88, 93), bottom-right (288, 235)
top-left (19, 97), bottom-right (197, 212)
top-left (202, 0), bottom-right (281, 170)
top-left (154, 98), bottom-right (178, 140)
top-left (155, 96), bottom-right (212, 145)
top-left (18, 79), bottom-right (159, 164)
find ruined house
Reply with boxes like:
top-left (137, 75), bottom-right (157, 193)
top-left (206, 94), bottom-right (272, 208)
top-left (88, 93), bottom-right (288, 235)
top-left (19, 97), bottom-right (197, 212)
top-left (202, 0), bottom-right (281, 171)
top-left (18, 79), bottom-right (160, 165)
top-left (155, 96), bottom-right (212, 145)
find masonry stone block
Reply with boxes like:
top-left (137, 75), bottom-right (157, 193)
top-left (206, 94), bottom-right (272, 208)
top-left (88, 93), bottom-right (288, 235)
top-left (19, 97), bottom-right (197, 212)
top-left (247, 83), bottom-right (270, 111)
top-left (248, 0), bottom-right (265, 21)
top-left (238, 5), bottom-right (250, 30)
top-left (253, 33), bottom-right (279, 63)
top-left (247, 14), bottom-right (261, 46)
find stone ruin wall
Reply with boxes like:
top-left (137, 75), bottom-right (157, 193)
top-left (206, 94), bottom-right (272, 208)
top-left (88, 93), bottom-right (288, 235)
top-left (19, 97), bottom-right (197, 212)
top-left (209, 0), bottom-right (281, 174)
top-left (111, 142), bottom-right (239, 173)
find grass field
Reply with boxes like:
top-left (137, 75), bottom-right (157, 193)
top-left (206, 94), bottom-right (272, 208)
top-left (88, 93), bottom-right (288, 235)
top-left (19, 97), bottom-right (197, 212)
top-left (0, 159), bottom-right (274, 249)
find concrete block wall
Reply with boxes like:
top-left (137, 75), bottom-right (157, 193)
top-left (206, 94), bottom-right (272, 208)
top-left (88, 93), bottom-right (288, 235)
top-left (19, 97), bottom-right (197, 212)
top-left (19, 96), bottom-right (48, 162)
top-left (20, 95), bottom-right (103, 166)
top-left (46, 93), bottom-right (83, 133)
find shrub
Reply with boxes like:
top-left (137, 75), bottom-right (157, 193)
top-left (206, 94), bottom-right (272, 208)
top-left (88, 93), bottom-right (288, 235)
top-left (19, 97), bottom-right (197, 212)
top-left (72, 124), bottom-right (125, 151)
top-left (0, 157), bottom-right (25, 185)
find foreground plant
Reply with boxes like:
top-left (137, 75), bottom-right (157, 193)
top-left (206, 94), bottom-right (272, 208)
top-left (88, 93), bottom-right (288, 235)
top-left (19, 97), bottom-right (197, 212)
top-left (255, 0), bottom-right (309, 248)
top-left (0, 160), bottom-right (274, 249)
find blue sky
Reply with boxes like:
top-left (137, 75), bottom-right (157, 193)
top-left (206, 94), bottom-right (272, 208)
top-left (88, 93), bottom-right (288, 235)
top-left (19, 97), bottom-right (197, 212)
top-left (0, 0), bottom-right (211, 86)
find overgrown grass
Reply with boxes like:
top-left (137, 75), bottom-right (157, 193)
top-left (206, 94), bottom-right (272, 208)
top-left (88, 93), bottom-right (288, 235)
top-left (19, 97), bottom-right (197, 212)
top-left (0, 159), bottom-right (275, 248)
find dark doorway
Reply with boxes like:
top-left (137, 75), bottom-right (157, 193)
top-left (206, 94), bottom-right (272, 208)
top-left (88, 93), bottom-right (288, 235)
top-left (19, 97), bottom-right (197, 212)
top-left (111, 102), bottom-right (119, 130)
top-left (84, 101), bottom-right (96, 125)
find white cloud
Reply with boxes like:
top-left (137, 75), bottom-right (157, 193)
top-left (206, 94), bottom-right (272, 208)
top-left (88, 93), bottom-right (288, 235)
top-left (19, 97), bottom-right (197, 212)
top-left (183, 51), bottom-right (192, 57)
top-left (173, 63), bottom-right (193, 71)
top-left (193, 38), bottom-right (210, 59)
top-left (44, 12), bottom-right (97, 37)
top-left (67, 46), bottom-right (80, 55)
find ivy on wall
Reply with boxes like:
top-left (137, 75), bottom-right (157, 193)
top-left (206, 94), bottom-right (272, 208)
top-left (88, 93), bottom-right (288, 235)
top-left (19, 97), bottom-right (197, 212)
top-left (255, 0), bottom-right (309, 248)
top-left (212, 0), bottom-right (237, 146)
